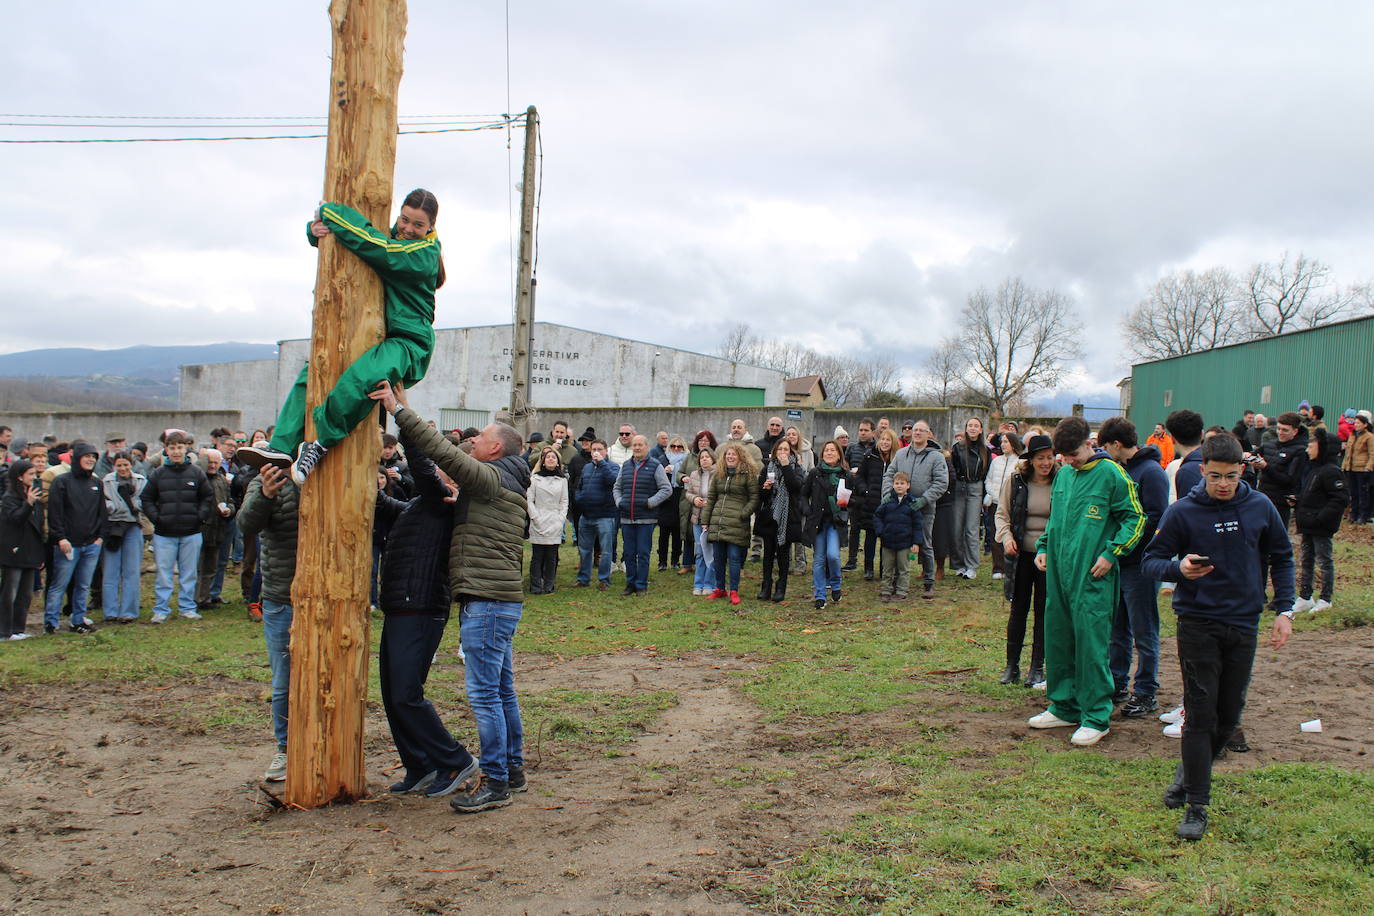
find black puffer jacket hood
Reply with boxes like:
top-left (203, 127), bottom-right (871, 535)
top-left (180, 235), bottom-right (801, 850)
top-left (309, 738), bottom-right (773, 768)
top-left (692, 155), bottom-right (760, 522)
top-left (69, 441), bottom-right (99, 479)
top-left (376, 430), bottom-right (455, 613)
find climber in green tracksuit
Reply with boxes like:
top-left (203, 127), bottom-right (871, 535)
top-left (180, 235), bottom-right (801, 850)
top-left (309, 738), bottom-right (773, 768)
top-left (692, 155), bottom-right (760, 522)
top-left (239, 189), bottom-right (445, 485)
top-left (1027, 417), bottom-right (1145, 746)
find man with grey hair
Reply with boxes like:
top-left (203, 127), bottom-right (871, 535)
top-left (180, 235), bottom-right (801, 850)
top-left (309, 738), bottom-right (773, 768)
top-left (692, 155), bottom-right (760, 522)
top-left (883, 420), bottom-right (949, 599)
top-left (371, 380), bottom-right (531, 814)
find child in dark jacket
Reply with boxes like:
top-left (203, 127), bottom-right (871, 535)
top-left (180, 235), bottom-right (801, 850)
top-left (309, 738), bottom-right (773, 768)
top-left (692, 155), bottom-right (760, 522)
top-left (872, 471), bottom-right (925, 601)
top-left (374, 429), bottom-right (480, 799)
top-left (1294, 426), bottom-right (1348, 613)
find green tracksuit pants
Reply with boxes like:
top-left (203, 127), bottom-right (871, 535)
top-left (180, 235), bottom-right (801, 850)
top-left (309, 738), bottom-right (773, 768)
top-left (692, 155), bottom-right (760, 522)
top-left (1044, 565), bottom-right (1118, 731)
top-left (269, 335), bottom-right (430, 454)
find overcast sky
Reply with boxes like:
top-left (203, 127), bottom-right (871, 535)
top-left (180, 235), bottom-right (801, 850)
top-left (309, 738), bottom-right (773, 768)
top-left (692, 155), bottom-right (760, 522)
top-left (5, 2), bottom-right (1373, 405)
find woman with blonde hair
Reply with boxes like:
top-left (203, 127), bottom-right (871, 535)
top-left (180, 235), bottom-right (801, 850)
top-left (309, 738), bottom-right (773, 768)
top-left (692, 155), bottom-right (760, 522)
top-left (702, 442), bottom-right (761, 605)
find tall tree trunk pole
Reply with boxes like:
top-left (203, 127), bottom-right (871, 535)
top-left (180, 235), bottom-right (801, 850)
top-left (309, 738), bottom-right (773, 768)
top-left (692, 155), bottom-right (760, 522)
top-left (285, 0), bottom-right (407, 808)
top-left (508, 106), bottom-right (539, 437)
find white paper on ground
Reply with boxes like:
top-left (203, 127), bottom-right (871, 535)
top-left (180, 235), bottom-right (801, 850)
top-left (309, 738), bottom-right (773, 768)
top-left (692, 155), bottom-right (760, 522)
top-left (1300, 719), bottom-right (1323, 733)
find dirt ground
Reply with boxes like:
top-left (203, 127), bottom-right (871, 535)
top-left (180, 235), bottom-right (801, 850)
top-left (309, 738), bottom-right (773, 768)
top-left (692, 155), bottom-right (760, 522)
top-left (2, 627), bottom-right (1372, 916)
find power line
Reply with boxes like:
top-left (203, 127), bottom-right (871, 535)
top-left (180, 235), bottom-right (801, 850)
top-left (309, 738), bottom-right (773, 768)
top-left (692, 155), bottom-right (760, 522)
top-left (0, 119), bottom-right (527, 144)
top-left (0, 112), bottom-right (513, 121)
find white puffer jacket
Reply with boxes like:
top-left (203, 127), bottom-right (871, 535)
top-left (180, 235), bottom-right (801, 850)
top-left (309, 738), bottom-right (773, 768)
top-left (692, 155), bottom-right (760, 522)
top-left (984, 453), bottom-right (1018, 507)
top-left (526, 473), bottom-right (569, 545)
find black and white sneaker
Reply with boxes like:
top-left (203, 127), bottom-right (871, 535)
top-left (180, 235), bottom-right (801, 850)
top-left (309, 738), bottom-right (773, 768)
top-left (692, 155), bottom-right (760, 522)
top-left (236, 445), bottom-right (293, 471)
top-left (448, 777), bottom-right (512, 813)
top-left (291, 440), bottom-right (328, 485)
top-left (1122, 694), bottom-right (1159, 718)
top-left (70, 621), bottom-right (97, 634)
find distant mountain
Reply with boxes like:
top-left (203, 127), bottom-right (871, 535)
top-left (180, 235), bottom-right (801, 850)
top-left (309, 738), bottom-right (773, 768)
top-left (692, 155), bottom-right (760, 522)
top-left (0, 342), bottom-right (278, 382)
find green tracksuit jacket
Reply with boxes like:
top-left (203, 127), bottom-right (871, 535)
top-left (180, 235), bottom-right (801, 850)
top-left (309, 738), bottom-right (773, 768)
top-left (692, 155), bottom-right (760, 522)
top-left (1035, 450), bottom-right (1145, 731)
top-left (270, 202), bottom-right (441, 452)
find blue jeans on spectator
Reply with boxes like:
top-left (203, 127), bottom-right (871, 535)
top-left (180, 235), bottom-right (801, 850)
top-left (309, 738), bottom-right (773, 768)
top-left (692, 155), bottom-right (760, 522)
top-left (44, 542), bottom-right (102, 629)
top-left (812, 523), bottom-right (843, 599)
top-left (230, 518), bottom-right (244, 563)
top-left (261, 599), bottom-right (293, 751)
top-left (152, 533), bottom-right (202, 618)
top-left (460, 601), bottom-right (524, 783)
top-left (576, 516), bottom-right (615, 585)
top-left (692, 524), bottom-right (715, 590)
top-left (712, 541), bottom-right (745, 592)
top-left (1109, 562), bottom-right (1162, 698)
top-left (101, 523), bottom-right (144, 620)
top-left (210, 521), bottom-right (234, 600)
top-left (621, 523), bottom-right (653, 591)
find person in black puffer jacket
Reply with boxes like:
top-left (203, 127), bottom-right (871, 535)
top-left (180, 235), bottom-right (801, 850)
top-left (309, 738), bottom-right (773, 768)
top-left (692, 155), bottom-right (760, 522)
top-left (753, 438), bottom-right (806, 602)
top-left (374, 428), bottom-right (480, 797)
top-left (142, 431), bottom-right (213, 622)
top-left (44, 441), bottom-right (108, 633)
top-left (1293, 426), bottom-right (1349, 612)
top-left (1, 460), bottom-right (46, 638)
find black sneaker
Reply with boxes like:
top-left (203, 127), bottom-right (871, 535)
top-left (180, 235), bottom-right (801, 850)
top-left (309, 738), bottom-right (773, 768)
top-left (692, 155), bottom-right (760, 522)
top-left (841, 560), bottom-right (858, 572)
top-left (425, 758), bottom-right (479, 798)
top-left (923, 583), bottom-right (935, 600)
top-left (507, 766), bottom-right (528, 793)
top-left (44, 624), bottom-right (57, 635)
top-left (390, 769), bottom-right (438, 795)
top-left (236, 444), bottom-right (293, 471)
top-left (830, 589), bottom-right (842, 604)
top-left (291, 440), bottom-right (328, 485)
top-left (70, 622), bottom-right (97, 634)
top-left (1177, 803), bottom-right (1208, 841)
top-left (863, 570), bottom-right (875, 581)
top-left (1226, 729), bottom-right (1250, 753)
top-left (1122, 694), bottom-right (1159, 718)
top-left (814, 598), bottom-right (826, 610)
top-left (449, 777), bottom-right (512, 813)
top-left (622, 584), bottom-right (636, 596)
top-left (1163, 764), bottom-right (1186, 809)
top-left (1112, 686), bottom-right (1130, 704)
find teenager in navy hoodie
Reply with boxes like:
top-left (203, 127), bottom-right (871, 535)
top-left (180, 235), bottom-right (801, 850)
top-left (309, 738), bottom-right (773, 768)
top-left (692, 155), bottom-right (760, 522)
top-left (1141, 433), bottom-right (1294, 842)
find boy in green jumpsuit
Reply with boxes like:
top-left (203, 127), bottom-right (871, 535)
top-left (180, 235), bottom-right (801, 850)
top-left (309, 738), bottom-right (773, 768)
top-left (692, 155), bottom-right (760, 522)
top-left (1028, 417), bottom-right (1145, 746)
top-left (239, 190), bottom-right (444, 485)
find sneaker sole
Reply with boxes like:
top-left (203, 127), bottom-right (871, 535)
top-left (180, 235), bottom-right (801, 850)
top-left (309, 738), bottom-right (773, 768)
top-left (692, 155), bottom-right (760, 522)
top-left (425, 758), bottom-right (480, 798)
top-left (236, 447), bottom-right (293, 471)
top-left (450, 794), bottom-right (513, 813)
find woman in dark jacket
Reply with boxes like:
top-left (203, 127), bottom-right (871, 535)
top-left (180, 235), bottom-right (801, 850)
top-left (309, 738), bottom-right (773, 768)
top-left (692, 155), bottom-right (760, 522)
top-left (1294, 426), bottom-right (1349, 613)
top-left (374, 430), bottom-right (480, 798)
top-left (754, 438), bottom-right (806, 603)
top-left (702, 442), bottom-right (761, 606)
top-left (804, 440), bottom-right (850, 610)
top-left (846, 429), bottom-right (896, 581)
top-left (949, 417), bottom-right (990, 578)
top-left (1, 460), bottom-right (46, 640)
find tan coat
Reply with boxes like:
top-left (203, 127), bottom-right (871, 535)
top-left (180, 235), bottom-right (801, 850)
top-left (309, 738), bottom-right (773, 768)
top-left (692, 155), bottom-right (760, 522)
top-left (1343, 429), bottom-right (1374, 472)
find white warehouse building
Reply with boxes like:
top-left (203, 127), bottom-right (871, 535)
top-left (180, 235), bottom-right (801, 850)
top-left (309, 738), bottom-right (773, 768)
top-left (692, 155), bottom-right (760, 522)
top-left (179, 322), bottom-right (787, 433)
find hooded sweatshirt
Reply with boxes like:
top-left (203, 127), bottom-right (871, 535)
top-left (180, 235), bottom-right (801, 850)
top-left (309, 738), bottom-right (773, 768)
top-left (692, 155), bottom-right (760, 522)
top-left (1119, 444), bottom-right (1169, 567)
top-left (1141, 480), bottom-right (1295, 630)
top-left (1172, 446), bottom-right (1204, 502)
top-left (47, 442), bottom-right (108, 546)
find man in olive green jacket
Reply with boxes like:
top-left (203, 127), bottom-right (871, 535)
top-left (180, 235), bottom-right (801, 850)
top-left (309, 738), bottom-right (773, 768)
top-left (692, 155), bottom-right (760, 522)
top-left (373, 381), bottom-right (530, 815)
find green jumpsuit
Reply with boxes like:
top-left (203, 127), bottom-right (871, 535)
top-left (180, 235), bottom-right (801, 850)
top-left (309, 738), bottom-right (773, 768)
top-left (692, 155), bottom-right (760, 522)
top-left (268, 202), bottom-right (441, 453)
top-left (1035, 452), bottom-right (1145, 731)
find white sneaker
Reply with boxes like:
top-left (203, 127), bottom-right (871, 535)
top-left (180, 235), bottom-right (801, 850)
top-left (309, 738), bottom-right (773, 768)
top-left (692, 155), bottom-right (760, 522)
top-left (1028, 710), bottom-right (1076, 729)
top-left (1293, 596), bottom-right (1315, 614)
top-left (181, 610), bottom-right (203, 620)
top-left (151, 613), bottom-right (168, 624)
top-left (264, 751), bottom-right (287, 782)
top-left (991, 572), bottom-right (1003, 580)
top-left (1312, 599), bottom-right (1332, 613)
top-left (1159, 705), bottom-right (1185, 725)
top-left (1163, 721), bottom-right (1183, 738)
top-left (1070, 726), bottom-right (1109, 746)
top-left (8, 633), bottom-right (31, 641)
top-left (456, 645), bottom-right (466, 664)
top-left (1031, 679), bottom-right (1047, 690)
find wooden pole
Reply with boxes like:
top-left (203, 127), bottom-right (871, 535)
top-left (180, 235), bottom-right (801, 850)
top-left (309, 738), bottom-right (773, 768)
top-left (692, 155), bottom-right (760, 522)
top-left (285, 0), bottom-right (407, 808)
top-left (508, 106), bottom-right (539, 437)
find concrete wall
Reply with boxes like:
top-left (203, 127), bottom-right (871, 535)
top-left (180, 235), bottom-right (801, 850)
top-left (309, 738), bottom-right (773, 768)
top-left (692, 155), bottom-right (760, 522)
top-left (1, 410), bottom-right (243, 448)
top-left (180, 322), bottom-right (786, 432)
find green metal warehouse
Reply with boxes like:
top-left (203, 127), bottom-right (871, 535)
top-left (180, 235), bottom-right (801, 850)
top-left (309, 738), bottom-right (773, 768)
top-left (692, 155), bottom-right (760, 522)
top-left (1124, 314), bottom-right (1374, 429)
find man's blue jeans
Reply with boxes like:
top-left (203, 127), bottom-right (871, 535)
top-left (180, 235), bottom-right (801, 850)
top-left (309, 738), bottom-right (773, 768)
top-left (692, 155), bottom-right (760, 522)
top-left (576, 516), bottom-right (615, 585)
top-left (210, 519), bottom-right (234, 600)
top-left (44, 542), bottom-right (101, 628)
top-left (1109, 562), bottom-right (1162, 697)
top-left (812, 523), bottom-right (842, 599)
top-left (101, 523), bottom-right (144, 620)
top-left (153, 533), bottom-right (202, 618)
top-left (460, 601), bottom-right (524, 783)
top-left (621, 523), bottom-right (653, 591)
top-left (261, 599), bottom-right (293, 751)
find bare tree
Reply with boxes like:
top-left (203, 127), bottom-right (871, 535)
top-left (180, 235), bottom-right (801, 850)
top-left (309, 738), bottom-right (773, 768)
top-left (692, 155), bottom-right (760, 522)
top-left (958, 278), bottom-right (1081, 415)
top-left (1243, 252), bottom-right (1356, 336)
top-left (717, 322), bottom-right (757, 364)
top-left (912, 337), bottom-right (963, 406)
top-left (1121, 268), bottom-right (1245, 362)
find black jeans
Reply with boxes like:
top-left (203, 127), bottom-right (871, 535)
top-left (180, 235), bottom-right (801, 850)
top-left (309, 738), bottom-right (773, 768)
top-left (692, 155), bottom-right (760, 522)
top-left (530, 544), bottom-right (559, 592)
top-left (1298, 533), bottom-right (1334, 602)
top-left (1, 566), bottom-right (36, 638)
top-left (1006, 549), bottom-right (1045, 669)
top-left (656, 519), bottom-right (681, 568)
top-left (760, 537), bottom-right (791, 595)
top-left (379, 612), bottom-right (475, 776)
top-left (846, 526), bottom-right (877, 572)
top-left (1177, 616), bottom-right (1257, 806)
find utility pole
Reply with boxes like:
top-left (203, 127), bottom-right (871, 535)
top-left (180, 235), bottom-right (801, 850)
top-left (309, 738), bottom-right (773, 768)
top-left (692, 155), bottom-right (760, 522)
top-left (286, 0), bottom-right (407, 808)
top-left (508, 106), bottom-right (539, 437)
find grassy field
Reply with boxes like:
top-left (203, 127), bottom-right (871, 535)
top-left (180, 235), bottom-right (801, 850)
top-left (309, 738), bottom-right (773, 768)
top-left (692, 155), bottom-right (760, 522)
top-left (4, 530), bottom-right (1373, 915)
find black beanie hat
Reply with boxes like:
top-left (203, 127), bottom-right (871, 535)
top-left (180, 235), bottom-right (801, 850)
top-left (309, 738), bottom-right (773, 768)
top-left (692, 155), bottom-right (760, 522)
top-left (578, 427), bottom-right (596, 442)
